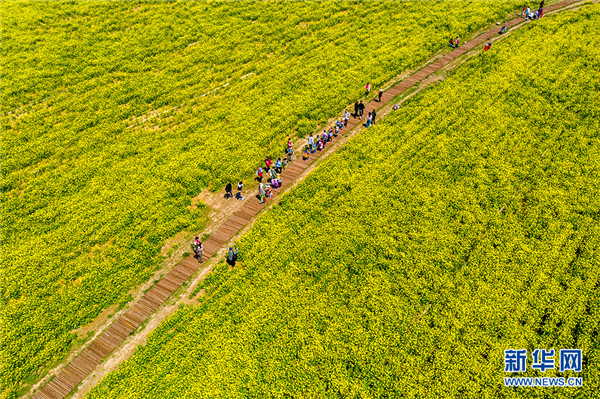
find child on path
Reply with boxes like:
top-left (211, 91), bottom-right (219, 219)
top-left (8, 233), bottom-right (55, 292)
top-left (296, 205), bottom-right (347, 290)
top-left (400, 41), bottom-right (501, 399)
top-left (265, 181), bottom-right (272, 198)
top-left (303, 148), bottom-right (310, 161)
top-left (236, 181), bottom-right (244, 200)
top-left (317, 138), bottom-right (324, 151)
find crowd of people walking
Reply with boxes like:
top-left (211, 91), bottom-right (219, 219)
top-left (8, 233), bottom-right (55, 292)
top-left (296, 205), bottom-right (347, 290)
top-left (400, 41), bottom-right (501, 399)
top-left (241, 90), bottom-right (380, 204)
top-left (192, 1), bottom-right (555, 267)
top-left (523, 1), bottom-right (545, 20)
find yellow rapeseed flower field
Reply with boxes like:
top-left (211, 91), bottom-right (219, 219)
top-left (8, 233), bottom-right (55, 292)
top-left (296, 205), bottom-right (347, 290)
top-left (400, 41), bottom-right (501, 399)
top-left (88, 4), bottom-right (599, 398)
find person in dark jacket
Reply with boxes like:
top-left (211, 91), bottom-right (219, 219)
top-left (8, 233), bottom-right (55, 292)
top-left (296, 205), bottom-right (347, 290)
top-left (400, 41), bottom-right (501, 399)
top-left (192, 237), bottom-right (203, 263)
top-left (236, 181), bottom-right (244, 200)
top-left (227, 247), bottom-right (238, 267)
top-left (354, 100), bottom-right (359, 118)
top-left (357, 101), bottom-right (365, 119)
top-left (225, 182), bottom-right (233, 199)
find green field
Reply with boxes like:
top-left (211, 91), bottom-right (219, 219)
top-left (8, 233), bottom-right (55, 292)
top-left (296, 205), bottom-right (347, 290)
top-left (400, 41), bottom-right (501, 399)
top-left (87, 4), bottom-right (600, 398)
top-left (1, 1), bottom-right (525, 396)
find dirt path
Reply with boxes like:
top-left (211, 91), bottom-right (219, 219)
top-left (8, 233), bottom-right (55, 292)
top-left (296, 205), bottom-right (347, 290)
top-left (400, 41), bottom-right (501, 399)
top-left (27, 2), bottom-right (586, 398)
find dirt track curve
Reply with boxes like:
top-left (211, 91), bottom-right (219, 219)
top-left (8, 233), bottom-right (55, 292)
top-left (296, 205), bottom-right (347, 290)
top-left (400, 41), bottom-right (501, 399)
top-left (32, 1), bottom-right (582, 397)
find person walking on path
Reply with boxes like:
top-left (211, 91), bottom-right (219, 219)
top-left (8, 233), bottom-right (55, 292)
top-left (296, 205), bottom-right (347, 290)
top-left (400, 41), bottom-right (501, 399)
top-left (256, 166), bottom-right (264, 183)
top-left (365, 82), bottom-right (371, 96)
top-left (522, 4), bottom-right (527, 16)
top-left (225, 182), bottom-right (233, 199)
top-left (236, 181), bottom-right (244, 200)
top-left (455, 37), bottom-right (460, 48)
top-left (371, 109), bottom-right (377, 125)
top-left (378, 89), bottom-right (383, 102)
top-left (192, 237), bottom-right (203, 263)
top-left (275, 158), bottom-right (282, 173)
top-left (226, 246), bottom-right (238, 267)
top-left (264, 157), bottom-right (273, 171)
top-left (307, 133), bottom-right (315, 153)
top-left (287, 137), bottom-right (293, 153)
top-left (343, 109), bottom-right (351, 125)
top-left (354, 101), bottom-right (359, 118)
top-left (287, 148), bottom-right (294, 163)
top-left (259, 182), bottom-right (265, 203)
top-left (366, 112), bottom-right (372, 128)
top-left (358, 100), bottom-right (365, 119)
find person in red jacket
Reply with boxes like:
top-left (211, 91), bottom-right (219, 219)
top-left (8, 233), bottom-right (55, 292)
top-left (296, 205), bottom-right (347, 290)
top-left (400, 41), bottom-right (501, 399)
top-left (264, 156), bottom-right (273, 171)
